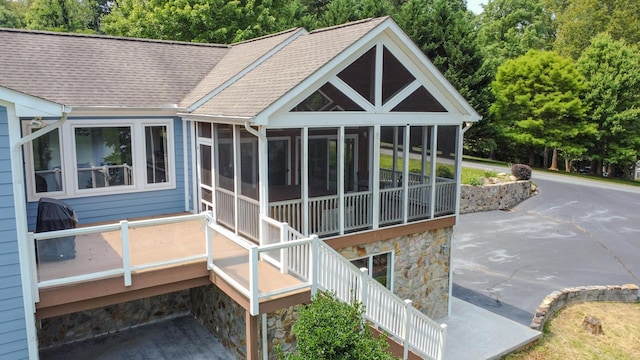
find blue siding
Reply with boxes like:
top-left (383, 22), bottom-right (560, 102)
top-left (26, 117), bottom-right (188, 228)
top-left (0, 106), bottom-right (29, 359)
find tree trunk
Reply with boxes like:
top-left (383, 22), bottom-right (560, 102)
top-left (543, 146), bottom-right (548, 169)
top-left (549, 147), bottom-right (559, 171)
top-left (528, 148), bottom-right (535, 167)
top-left (565, 159), bottom-right (571, 172)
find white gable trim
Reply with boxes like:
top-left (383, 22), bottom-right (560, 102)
top-left (0, 86), bottom-right (67, 117)
top-left (187, 28), bottom-right (308, 113)
top-left (255, 17), bottom-right (481, 125)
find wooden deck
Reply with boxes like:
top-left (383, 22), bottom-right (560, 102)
top-left (35, 215), bottom-right (309, 319)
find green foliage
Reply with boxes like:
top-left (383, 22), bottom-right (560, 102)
top-left (102, 0), bottom-right (316, 43)
top-left (318, 0), bottom-right (395, 28)
top-left (0, 0), bottom-right (27, 28)
top-left (552, 0), bottom-right (640, 60)
top-left (491, 50), bottom-right (592, 165)
top-left (280, 291), bottom-right (397, 360)
top-left (25, 0), bottom-right (96, 32)
top-left (511, 163), bottom-right (532, 180)
top-left (576, 34), bottom-right (640, 178)
top-left (435, 164), bottom-right (454, 179)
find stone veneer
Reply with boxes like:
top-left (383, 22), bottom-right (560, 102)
top-left (261, 306), bottom-right (299, 359)
top-left (38, 290), bottom-right (191, 349)
top-left (530, 284), bottom-right (639, 331)
top-left (336, 226), bottom-right (453, 320)
top-left (190, 285), bottom-right (247, 359)
top-left (460, 180), bottom-right (536, 214)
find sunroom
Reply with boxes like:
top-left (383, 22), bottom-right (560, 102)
top-left (189, 42), bottom-right (465, 244)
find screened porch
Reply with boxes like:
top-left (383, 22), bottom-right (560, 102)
top-left (195, 122), bottom-right (460, 242)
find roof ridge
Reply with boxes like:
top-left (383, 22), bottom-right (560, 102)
top-left (309, 16), bottom-right (389, 34)
top-left (232, 27), bottom-right (304, 46)
top-left (0, 27), bottom-right (230, 48)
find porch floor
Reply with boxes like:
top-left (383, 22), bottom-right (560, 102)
top-left (36, 215), bottom-right (309, 319)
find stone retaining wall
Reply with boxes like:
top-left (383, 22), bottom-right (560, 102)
top-left (460, 180), bottom-right (535, 214)
top-left (530, 284), bottom-right (639, 331)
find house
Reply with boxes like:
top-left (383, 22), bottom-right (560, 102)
top-left (0, 17), bottom-right (480, 360)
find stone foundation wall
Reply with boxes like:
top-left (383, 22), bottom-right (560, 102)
top-left (38, 290), bottom-right (191, 349)
top-left (336, 226), bottom-right (453, 320)
top-left (530, 284), bottom-right (639, 331)
top-left (190, 285), bottom-right (247, 359)
top-left (460, 180), bottom-right (535, 214)
top-left (260, 305), bottom-right (300, 359)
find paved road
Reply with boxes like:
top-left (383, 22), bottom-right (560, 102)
top-left (452, 170), bottom-right (640, 325)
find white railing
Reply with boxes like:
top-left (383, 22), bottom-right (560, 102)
top-left (435, 180), bottom-right (456, 215)
top-left (205, 219), bottom-right (316, 316)
top-left (309, 195), bottom-right (340, 236)
top-left (408, 184), bottom-right (431, 220)
top-left (31, 213), bottom-right (207, 289)
top-left (269, 199), bottom-right (302, 232)
top-left (238, 196), bottom-right (259, 240)
top-left (215, 188), bottom-right (235, 229)
top-left (344, 191), bottom-right (372, 231)
top-left (380, 188), bottom-right (403, 225)
top-left (316, 242), bottom-right (447, 360)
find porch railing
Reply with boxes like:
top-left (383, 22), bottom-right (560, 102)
top-left (30, 213), bottom-right (208, 291)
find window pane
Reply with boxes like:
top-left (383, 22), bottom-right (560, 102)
top-left (75, 126), bottom-right (132, 189)
top-left (197, 122), bottom-right (212, 138)
top-left (145, 126), bottom-right (169, 184)
top-left (33, 128), bottom-right (63, 193)
top-left (200, 144), bottom-right (212, 186)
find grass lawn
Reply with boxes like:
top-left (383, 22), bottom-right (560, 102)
top-left (505, 302), bottom-right (640, 360)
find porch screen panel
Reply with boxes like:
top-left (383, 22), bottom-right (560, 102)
top-left (215, 124), bottom-right (234, 191)
top-left (74, 126), bottom-right (133, 189)
top-left (379, 126), bottom-right (404, 226)
top-left (145, 126), bottom-right (169, 184)
top-left (435, 125), bottom-right (458, 216)
top-left (308, 128), bottom-right (339, 236)
top-left (32, 127), bottom-right (63, 193)
top-left (407, 126), bottom-right (432, 221)
top-left (199, 144), bottom-right (213, 212)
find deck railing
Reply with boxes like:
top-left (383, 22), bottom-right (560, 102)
top-left (316, 243), bottom-right (447, 360)
top-left (30, 213), bottom-right (208, 292)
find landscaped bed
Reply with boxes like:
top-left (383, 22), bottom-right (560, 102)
top-left (505, 301), bottom-right (640, 359)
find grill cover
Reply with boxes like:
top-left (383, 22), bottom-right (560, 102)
top-left (36, 198), bottom-right (77, 261)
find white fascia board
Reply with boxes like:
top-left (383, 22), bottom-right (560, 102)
top-left (266, 112), bottom-right (472, 128)
top-left (179, 112), bottom-right (253, 125)
top-left (381, 21), bottom-right (482, 122)
top-left (255, 18), bottom-right (395, 125)
top-left (67, 106), bottom-right (184, 118)
top-left (0, 86), bottom-right (65, 117)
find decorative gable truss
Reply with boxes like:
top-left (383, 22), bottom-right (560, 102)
top-left (292, 44), bottom-right (447, 114)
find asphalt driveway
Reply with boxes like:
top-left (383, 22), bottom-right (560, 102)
top-left (452, 174), bottom-right (640, 325)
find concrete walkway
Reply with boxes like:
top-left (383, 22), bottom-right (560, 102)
top-left (40, 316), bottom-right (234, 360)
top-left (440, 297), bottom-right (542, 360)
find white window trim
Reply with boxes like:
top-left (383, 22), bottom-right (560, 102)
top-left (351, 251), bottom-right (394, 291)
top-left (23, 118), bottom-right (175, 201)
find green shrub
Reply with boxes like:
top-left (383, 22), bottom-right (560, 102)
top-left (467, 177), bottom-right (483, 186)
top-left (436, 164), bottom-right (454, 179)
top-left (278, 291), bottom-right (397, 360)
top-left (511, 164), bottom-right (532, 180)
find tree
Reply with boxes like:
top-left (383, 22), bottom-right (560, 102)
top-left (0, 0), bottom-right (27, 28)
top-left (25, 0), bottom-right (96, 32)
top-left (278, 291), bottom-right (397, 360)
top-left (102, 0), bottom-right (317, 44)
top-left (317, 0), bottom-right (396, 28)
top-left (491, 50), bottom-right (592, 167)
top-left (552, 0), bottom-right (640, 60)
top-left (397, 0), bottom-right (493, 157)
top-left (477, 0), bottom-right (556, 76)
top-left (576, 34), bottom-right (640, 178)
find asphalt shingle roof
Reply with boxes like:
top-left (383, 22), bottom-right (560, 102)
top-left (0, 18), bottom-right (387, 116)
top-left (192, 17), bottom-right (387, 118)
top-left (0, 29), bottom-right (228, 108)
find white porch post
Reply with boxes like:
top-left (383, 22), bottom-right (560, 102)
top-left (429, 126), bottom-right (438, 218)
top-left (372, 125), bottom-right (381, 229)
top-left (338, 126), bottom-right (345, 235)
top-left (233, 125), bottom-right (240, 234)
top-left (449, 124), bottom-right (463, 317)
top-left (402, 125), bottom-right (410, 224)
top-left (259, 126), bottom-right (269, 245)
top-left (302, 127), bottom-right (309, 236)
top-left (392, 126), bottom-right (398, 184)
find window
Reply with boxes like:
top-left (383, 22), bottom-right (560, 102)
top-left (351, 252), bottom-right (393, 290)
top-left (24, 119), bottom-right (175, 200)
